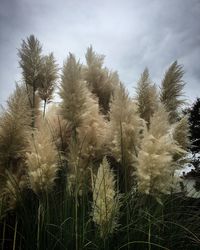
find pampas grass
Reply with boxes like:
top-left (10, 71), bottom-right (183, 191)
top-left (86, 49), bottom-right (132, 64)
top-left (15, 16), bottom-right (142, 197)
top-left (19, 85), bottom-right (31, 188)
top-left (84, 46), bottom-right (119, 114)
top-left (137, 106), bottom-right (184, 195)
top-left (0, 36), bottom-right (199, 250)
top-left (109, 84), bottom-right (144, 192)
top-left (92, 157), bottom-right (120, 239)
top-left (160, 61), bottom-right (185, 123)
top-left (26, 119), bottom-right (58, 194)
top-left (38, 53), bottom-right (58, 117)
top-left (0, 84), bottom-right (31, 175)
top-left (173, 116), bottom-right (190, 151)
top-left (136, 68), bottom-right (159, 126)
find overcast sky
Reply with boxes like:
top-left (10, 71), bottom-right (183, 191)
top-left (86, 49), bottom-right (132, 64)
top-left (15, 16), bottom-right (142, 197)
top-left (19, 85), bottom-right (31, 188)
top-left (0, 0), bottom-right (200, 106)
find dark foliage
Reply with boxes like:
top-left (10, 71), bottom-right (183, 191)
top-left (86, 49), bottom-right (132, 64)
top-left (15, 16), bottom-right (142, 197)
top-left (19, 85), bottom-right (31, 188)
top-left (188, 98), bottom-right (200, 155)
top-left (184, 98), bottom-right (200, 189)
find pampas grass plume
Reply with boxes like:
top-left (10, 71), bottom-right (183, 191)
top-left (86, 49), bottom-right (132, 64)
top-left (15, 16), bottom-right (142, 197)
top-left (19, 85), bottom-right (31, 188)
top-left (92, 157), bottom-right (120, 238)
top-left (26, 119), bottom-right (58, 194)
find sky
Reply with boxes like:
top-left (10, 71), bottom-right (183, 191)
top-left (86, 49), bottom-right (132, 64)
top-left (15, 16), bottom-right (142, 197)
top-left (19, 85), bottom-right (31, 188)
top-left (0, 0), bottom-right (200, 106)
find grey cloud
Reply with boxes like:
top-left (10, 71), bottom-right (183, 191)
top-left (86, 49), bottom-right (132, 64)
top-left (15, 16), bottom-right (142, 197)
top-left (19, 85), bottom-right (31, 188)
top-left (0, 0), bottom-right (200, 105)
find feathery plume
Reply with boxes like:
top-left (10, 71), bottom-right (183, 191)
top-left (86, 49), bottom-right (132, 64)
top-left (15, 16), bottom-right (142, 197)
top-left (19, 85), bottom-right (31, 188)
top-left (76, 96), bottom-right (108, 160)
top-left (60, 53), bottom-right (108, 194)
top-left (66, 94), bottom-right (108, 195)
top-left (84, 46), bottom-right (119, 114)
top-left (26, 119), bottom-right (58, 194)
top-left (67, 140), bottom-right (90, 195)
top-left (18, 35), bottom-right (43, 90)
top-left (45, 104), bottom-right (71, 153)
top-left (109, 83), bottom-right (144, 191)
top-left (38, 53), bottom-right (58, 116)
top-left (92, 157), bottom-right (120, 238)
top-left (172, 116), bottom-right (190, 166)
top-left (137, 106), bottom-right (184, 195)
top-left (1, 171), bottom-right (27, 210)
top-left (60, 53), bottom-right (91, 130)
top-left (160, 61), bottom-right (185, 123)
top-left (67, 107), bottom-right (108, 195)
top-left (173, 116), bottom-right (190, 151)
top-left (0, 84), bottom-right (31, 173)
top-left (136, 68), bottom-right (159, 126)
top-left (18, 35), bottom-right (43, 127)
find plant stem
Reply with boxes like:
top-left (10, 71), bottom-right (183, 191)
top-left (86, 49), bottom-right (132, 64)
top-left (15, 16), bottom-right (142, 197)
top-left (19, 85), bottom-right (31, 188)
top-left (75, 171), bottom-right (78, 250)
top-left (37, 203), bottom-right (41, 250)
top-left (148, 214), bottom-right (151, 250)
top-left (13, 217), bottom-right (18, 250)
top-left (32, 85), bottom-right (36, 128)
top-left (2, 219), bottom-right (6, 250)
top-left (120, 121), bottom-right (130, 249)
top-left (43, 99), bottom-right (47, 118)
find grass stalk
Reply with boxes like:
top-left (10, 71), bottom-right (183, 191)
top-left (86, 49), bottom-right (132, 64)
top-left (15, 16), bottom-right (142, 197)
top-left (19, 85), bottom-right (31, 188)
top-left (12, 217), bottom-right (18, 250)
top-left (43, 99), bottom-right (47, 118)
top-left (148, 213), bottom-right (151, 250)
top-left (1, 219), bottom-right (6, 250)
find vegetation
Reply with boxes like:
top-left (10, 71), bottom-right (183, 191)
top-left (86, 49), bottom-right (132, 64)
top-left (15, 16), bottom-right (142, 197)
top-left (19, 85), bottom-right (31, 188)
top-left (184, 98), bottom-right (200, 190)
top-left (0, 35), bottom-right (199, 250)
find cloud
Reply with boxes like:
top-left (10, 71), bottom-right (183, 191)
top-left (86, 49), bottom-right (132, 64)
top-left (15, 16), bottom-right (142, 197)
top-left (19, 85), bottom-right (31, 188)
top-left (0, 0), bottom-right (199, 105)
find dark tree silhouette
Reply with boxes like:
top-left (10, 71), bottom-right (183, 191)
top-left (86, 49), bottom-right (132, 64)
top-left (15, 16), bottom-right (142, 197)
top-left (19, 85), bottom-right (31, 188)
top-left (186, 98), bottom-right (200, 190)
top-left (189, 98), bottom-right (200, 155)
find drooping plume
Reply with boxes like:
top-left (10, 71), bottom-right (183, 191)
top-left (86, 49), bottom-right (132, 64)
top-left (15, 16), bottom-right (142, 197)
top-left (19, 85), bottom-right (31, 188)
top-left (160, 61), bottom-right (185, 123)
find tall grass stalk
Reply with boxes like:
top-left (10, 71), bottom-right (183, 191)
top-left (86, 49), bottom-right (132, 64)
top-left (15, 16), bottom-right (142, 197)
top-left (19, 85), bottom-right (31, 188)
top-left (12, 217), bottom-right (18, 250)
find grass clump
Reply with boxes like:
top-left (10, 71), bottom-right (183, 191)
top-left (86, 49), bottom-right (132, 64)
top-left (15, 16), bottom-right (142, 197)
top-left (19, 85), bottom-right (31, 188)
top-left (0, 35), bottom-right (199, 250)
